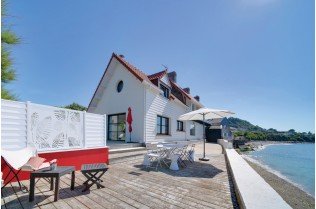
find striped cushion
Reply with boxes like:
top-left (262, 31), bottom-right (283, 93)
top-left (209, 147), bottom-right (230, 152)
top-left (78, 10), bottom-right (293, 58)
top-left (25, 156), bottom-right (46, 170)
top-left (38, 162), bottom-right (50, 170)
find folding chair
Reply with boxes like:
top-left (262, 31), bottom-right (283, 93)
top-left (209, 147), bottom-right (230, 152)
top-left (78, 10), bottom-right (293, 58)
top-left (145, 143), bottom-right (166, 171)
top-left (183, 144), bottom-right (196, 163)
top-left (173, 145), bottom-right (188, 168)
top-left (2, 146), bottom-right (38, 191)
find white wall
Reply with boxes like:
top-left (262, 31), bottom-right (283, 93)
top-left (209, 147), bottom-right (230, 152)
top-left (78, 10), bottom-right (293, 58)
top-left (144, 88), bottom-right (203, 142)
top-left (89, 59), bottom-right (145, 142)
top-left (88, 58), bottom-right (204, 143)
top-left (186, 121), bottom-right (204, 141)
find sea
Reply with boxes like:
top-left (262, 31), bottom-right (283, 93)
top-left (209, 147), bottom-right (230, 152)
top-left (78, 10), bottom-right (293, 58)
top-left (246, 143), bottom-right (315, 196)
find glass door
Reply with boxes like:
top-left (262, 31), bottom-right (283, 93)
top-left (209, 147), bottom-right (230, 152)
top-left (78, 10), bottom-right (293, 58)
top-left (108, 113), bottom-right (126, 141)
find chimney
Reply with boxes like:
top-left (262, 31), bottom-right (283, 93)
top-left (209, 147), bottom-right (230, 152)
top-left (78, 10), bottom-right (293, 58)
top-left (167, 71), bottom-right (177, 83)
top-left (183, 87), bottom-right (190, 94)
top-left (194, 95), bottom-right (200, 101)
top-left (119, 54), bottom-right (125, 58)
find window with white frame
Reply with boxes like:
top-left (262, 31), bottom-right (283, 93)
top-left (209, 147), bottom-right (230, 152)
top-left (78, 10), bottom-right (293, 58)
top-left (191, 103), bottom-right (196, 111)
top-left (177, 120), bottom-right (184, 131)
top-left (190, 122), bottom-right (195, 136)
top-left (160, 84), bottom-right (169, 98)
top-left (157, 115), bottom-right (169, 135)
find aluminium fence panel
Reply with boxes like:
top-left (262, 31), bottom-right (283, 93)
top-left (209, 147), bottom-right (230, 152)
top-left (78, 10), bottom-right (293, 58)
top-left (85, 112), bottom-right (106, 147)
top-left (1, 100), bottom-right (27, 150)
top-left (1, 99), bottom-right (107, 152)
top-left (28, 103), bottom-right (84, 152)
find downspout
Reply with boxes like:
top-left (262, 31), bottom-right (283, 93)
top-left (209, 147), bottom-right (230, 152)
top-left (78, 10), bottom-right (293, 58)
top-left (143, 85), bottom-right (147, 144)
top-left (183, 119), bottom-right (186, 141)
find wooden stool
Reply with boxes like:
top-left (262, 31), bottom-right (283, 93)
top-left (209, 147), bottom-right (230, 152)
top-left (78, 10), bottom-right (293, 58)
top-left (81, 163), bottom-right (108, 192)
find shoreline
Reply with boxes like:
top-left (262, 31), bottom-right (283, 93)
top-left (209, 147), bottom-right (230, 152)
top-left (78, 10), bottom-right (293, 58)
top-left (243, 154), bottom-right (313, 196)
top-left (244, 157), bottom-right (315, 209)
top-left (240, 140), bottom-right (314, 152)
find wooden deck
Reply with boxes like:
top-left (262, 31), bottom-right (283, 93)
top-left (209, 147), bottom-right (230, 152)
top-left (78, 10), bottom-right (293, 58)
top-left (2, 153), bottom-right (239, 209)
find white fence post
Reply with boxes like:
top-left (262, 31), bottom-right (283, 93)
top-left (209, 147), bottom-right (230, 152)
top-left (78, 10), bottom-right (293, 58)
top-left (83, 111), bottom-right (86, 148)
top-left (26, 101), bottom-right (31, 147)
top-left (104, 114), bottom-right (107, 146)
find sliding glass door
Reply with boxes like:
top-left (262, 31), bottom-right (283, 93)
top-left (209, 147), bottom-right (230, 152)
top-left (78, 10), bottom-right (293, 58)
top-left (108, 113), bottom-right (126, 141)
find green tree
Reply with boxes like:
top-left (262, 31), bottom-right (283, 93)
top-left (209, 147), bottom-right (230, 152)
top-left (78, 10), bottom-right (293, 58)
top-left (1, 0), bottom-right (20, 100)
top-left (63, 103), bottom-right (87, 111)
top-left (267, 128), bottom-right (278, 133)
top-left (288, 129), bottom-right (296, 135)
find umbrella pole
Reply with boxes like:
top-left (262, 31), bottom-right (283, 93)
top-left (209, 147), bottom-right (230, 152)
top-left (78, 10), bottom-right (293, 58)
top-left (199, 113), bottom-right (209, 161)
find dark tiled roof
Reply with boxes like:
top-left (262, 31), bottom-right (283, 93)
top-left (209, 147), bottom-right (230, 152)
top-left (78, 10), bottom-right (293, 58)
top-left (209, 118), bottom-right (224, 125)
top-left (147, 70), bottom-right (167, 80)
top-left (170, 80), bottom-right (202, 102)
top-left (113, 53), bottom-right (150, 82)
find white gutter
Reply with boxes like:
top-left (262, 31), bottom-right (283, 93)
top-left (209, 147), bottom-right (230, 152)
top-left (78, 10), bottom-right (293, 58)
top-left (143, 84), bottom-right (147, 143)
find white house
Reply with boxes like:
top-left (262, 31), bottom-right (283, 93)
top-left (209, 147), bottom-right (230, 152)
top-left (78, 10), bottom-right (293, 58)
top-left (87, 53), bottom-right (204, 143)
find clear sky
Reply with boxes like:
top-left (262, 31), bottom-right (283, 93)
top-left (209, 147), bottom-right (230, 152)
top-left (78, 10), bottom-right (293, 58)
top-left (5, 0), bottom-right (315, 132)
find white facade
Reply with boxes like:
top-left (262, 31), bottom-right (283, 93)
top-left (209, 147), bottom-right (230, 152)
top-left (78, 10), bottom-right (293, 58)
top-left (144, 78), bottom-right (203, 142)
top-left (88, 54), bottom-right (204, 143)
top-left (90, 59), bottom-right (145, 142)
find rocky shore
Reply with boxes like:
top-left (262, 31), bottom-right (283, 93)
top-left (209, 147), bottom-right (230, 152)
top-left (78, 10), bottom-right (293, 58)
top-left (238, 140), bottom-right (307, 152)
top-left (245, 159), bottom-right (315, 209)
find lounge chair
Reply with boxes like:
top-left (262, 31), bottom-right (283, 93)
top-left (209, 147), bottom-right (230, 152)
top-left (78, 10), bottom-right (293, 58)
top-left (1, 145), bottom-right (50, 191)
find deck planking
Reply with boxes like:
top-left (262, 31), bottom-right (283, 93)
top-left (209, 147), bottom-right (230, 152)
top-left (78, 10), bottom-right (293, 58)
top-left (2, 153), bottom-right (238, 209)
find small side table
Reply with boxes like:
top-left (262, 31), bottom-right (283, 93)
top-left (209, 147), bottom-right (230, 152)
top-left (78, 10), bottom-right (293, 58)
top-left (29, 166), bottom-right (75, 202)
top-left (81, 163), bottom-right (108, 192)
top-left (143, 154), bottom-right (150, 166)
top-left (169, 154), bottom-right (180, 171)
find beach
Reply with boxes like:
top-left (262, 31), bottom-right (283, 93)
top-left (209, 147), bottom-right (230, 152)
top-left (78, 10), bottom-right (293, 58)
top-left (245, 140), bottom-right (296, 150)
top-left (245, 159), bottom-right (315, 209)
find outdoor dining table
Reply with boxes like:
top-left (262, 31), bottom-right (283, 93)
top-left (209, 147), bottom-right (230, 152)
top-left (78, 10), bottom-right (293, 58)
top-left (157, 144), bottom-right (186, 171)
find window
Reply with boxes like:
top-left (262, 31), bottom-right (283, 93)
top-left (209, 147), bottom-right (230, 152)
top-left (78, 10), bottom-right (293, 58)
top-left (191, 103), bottom-right (196, 111)
top-left (177, 121), bottom-right (184, 131)
top-left (160, 84), bottom-right (169, 98)
top-left (190, 122), bottom-right (195, 136)
top-left (117, 80), bottom-right (124, 93)
top-left (157, 115), bottom-right (169, 135)
top-left (108, 113), bottom-right (126, 141)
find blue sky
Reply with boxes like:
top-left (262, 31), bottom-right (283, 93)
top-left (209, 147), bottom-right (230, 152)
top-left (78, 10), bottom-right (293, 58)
top-left (6, 0), bottom-right (315, 132)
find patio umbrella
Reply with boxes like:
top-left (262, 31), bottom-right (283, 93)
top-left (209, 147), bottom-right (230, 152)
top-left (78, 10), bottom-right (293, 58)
top-left (127, 107), bottom-right (133, 143)
top-left (179, 108), bottom-right (235, 161)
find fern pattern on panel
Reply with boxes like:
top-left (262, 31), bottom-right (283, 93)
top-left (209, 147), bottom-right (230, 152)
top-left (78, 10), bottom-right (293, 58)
top-left (52, 133), bottom-right (65, 148)
top-left (35, 116), bottom-right (52, 149)
top-left (30, 105), bottom-right (83, 151)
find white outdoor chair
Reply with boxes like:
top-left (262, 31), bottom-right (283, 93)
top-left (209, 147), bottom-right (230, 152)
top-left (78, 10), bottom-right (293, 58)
top-left (144, 143), bottom-right (166, 171)
top-left (1, 145), bottom-right (46, 191)
top-left (184, 144), bottom-right (196, 163)
top-left (175, 145), bottom-right (188, 168)
top-left (145, 142), bottom-right (159, 155)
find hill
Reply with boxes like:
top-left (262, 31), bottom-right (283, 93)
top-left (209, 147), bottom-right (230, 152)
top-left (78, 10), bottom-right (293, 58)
top-left (227, 117), bottom-right (265, 132)
top-left (227, 117), bottom-right (315, 143)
